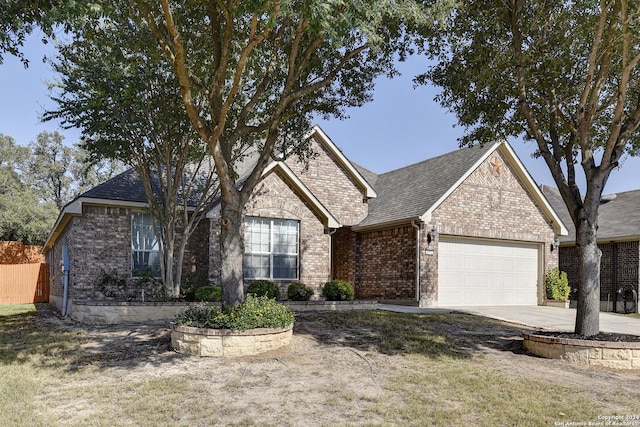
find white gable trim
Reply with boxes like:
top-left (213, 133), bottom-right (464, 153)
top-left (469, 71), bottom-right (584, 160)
top-left (420, 141), bottom-right (568, 236)
top-left (43, 197), bottom-right (154, 251)
top-left (311, 125), bottom-right (377, 199)
top-left (262, 161), bottom-right (341, 229)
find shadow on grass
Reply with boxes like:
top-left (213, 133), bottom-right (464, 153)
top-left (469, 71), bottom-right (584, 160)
top-left (293, 310), bottom-right (527, 360)
top-left (0, 304), bottom-right (182, 371)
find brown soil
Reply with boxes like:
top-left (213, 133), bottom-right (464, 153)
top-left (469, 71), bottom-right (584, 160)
top-left (33, 305), bottom-right (640, 425)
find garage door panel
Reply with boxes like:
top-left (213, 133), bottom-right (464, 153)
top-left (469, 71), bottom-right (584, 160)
top-left (438, 238), bottom-right (539, 306)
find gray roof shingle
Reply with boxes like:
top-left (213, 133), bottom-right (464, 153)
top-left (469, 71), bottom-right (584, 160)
top-left (357, 143), bottom-right (494, 227)
top-left (542, 185), bottom-right (640, 242)
top-left (80, 169), bottom-right (151, 204)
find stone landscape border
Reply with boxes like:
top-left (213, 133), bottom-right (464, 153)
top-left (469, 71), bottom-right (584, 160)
top-left (70, 300), bottom-right (379, 324)
top-left (523, 332), bottom-right (640, 369)
top-left (171, 324), bottom-right (294, 357)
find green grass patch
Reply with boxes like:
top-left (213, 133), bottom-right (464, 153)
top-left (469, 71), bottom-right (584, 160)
top-left (0, 304), bottom-right (37, 316)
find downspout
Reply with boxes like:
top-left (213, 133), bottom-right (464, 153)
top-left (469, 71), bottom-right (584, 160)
top-left (327, 228), bottom-right (338, 280)
top-left (612, 242), bottom-right (618, 313)
top-left (61, 244), bottom-right (70, 317)
top-left (411, 219), bottom-right (421, 303)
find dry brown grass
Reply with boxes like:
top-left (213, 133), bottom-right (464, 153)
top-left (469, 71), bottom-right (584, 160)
top-left (1, 305), bottom-right (639, 426)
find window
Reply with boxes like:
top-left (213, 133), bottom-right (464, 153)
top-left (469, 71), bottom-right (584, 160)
top-left (131, 213), bottom-right (160, 276)
top-left (244, 217), bottom-right (299, 280)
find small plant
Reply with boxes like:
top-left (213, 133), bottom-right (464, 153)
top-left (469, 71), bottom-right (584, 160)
top-left (247, 279), bottom-right (281, 300)
top-left (96, 268), bottom-right (133, 300)
top-left (322, 280), bottom-right (355, 301)
top-left (545, 268), bottom-right (570, 301)
top-left (287, 281), bottom-right (314, 301)
top-left (194, 285), bottom-right (222, 302)
top-left (176, 295), bottom-right (294, 330)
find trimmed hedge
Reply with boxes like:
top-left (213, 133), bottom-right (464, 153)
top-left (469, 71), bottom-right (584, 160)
top-left (247, 279), bottom-right (281, 300)
top-left (322, 280), bottom-right (355, 301)
top-left (194, 285), bottom-right (222, 302)
top-left (287, 281), bottom-right (314, 301)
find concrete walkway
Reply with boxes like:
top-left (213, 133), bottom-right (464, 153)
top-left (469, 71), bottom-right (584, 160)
top-left (378, 304), bottom-right (640, 336)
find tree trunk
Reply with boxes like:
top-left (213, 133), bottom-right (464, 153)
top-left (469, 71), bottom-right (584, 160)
top-left (574, 213), bottom-right (601, 337)
top-left (219, 195), bottom-right (245, 307)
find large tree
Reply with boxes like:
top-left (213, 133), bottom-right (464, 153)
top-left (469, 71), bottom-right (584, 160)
top-left (0, 133), bottom-right (58, 244)
top-left (421, 0), bottom-right (640, 336)
top-left (122, 0), bottom-right (435, 306)
top-left (46, 12), bottom-right (220, 297)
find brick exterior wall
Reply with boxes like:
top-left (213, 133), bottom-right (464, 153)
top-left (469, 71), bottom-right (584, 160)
top-left (426, 151), bottom-right (557, 305)
top-left (354, 225), bottom-right (417, 300)
top-left (48, 204), bottom-right (210, 308)
top-left (559, 241), bottom-right (640, 305)
top-left (285, 135), bottom-right (368, 226)
top-left (349, 151), bottom-right (558, 305)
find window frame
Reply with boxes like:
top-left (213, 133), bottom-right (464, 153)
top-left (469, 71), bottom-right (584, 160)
top-left (131, 212), bottom-right (161, 277)
top-left (243, 217), bottom-right (300, 280)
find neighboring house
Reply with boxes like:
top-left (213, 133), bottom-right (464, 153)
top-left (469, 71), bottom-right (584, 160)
top-left (43, 126), bottom-right (566, 314)
top-left (542, 186), bottom-right (640, 311)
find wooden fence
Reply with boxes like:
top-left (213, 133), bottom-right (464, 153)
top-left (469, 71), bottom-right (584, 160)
top-left (0, 263), bottom-right (50, 304)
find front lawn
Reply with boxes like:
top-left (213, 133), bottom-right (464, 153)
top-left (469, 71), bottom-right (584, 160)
top-left (1, 306), bottom-right (638, 426)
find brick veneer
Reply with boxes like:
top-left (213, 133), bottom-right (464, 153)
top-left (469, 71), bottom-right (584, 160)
top-left (343, 151), bottom-right (558, 306)
top-left (48, 204), bottom-right (209, 312)
top-left (208, 168), bottom-right (333, 298)
top-left (559, 240), bottom-right (640, 308)
top-left (286, 136), bottom-right (368, 226)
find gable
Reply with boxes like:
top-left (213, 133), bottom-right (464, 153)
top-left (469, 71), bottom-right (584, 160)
top-left (284, 127), bottom-right (373, 226)
top-left (432, 149), bottom-right (557, 241)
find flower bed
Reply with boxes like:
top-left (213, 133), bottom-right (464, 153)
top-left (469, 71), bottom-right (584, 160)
top-left (171, 323), bottom-right (293, 357)
top-left (523, 331), bottom-right (640, 369)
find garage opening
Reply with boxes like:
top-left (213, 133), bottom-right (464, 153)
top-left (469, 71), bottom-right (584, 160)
top-left (438, 237), bottom-right (540, 306)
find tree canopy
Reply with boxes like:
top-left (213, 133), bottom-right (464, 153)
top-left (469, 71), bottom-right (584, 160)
top-left (121, 0), bottom-right (438, 305)
top-left (46, 10), bottom-right (220, 297)
top-left (421, 0), bottom-right (640, 336)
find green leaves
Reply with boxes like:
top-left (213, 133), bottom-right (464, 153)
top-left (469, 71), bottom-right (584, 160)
top-left (176, 295), bottom-right (294, 331)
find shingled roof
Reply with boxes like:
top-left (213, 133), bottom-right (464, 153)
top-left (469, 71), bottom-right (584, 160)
top-left (356, 143), bottom-right (495, 228)
top-left (79, 168), bottom-right (151, 204)
top-left (542, 185), bottom-right (640, 243)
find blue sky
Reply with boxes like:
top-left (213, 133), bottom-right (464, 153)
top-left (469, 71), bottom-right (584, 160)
top-left (1, 31), bottom-right (638, 195)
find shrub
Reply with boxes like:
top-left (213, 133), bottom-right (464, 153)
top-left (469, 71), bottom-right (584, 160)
top-left (247, 279), bottom-right (281, 300)
top-left (545, 268), bottom-right (570, 301)
top-left (287, 282), bottom-right (314, 301)
top-left (176, 295), bottom-right (294, 330)
top-left (194, 285), bottom-right (222, 302)
top-left (322, 280), bottom-right (355, 301)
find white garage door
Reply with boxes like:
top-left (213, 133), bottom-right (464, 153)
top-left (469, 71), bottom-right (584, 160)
top-left (438, 238), bottom-right (540, 306)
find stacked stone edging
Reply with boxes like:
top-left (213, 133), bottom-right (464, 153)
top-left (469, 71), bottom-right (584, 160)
top-left (69, 300), bottom-right (378, 324)
top-left (171, 324), bottom-right (293, 357)
top-left (523, 332), bottom-right (640, 369)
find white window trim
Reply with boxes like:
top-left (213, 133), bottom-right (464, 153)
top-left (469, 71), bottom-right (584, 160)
top-left (244, 217), bottom-right (299, 280)
top-left (131, 212), bottom-right (161, 277)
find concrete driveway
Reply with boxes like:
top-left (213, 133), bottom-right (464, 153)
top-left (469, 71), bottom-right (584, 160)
top-left (378, 304), bottom-right (640, 336)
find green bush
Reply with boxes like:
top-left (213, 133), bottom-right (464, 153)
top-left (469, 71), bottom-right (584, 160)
top-left (545, 268), bottom-right (570, 301)
top-left (194, 285), bottom-right (222, 302)
top-left (287, 282), bottom-right (314, 301)
top-left (176, 295), bottom-right (294, 330)
top-left (322, 280), bottom-right (355, 301)
top-left (247, 279), bottom-right (281, 300)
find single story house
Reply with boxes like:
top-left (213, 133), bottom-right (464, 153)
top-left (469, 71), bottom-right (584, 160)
top-left (542, 186), bottom-right (640, 311)
top-left (44, 126), bottom-right (566, 315)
